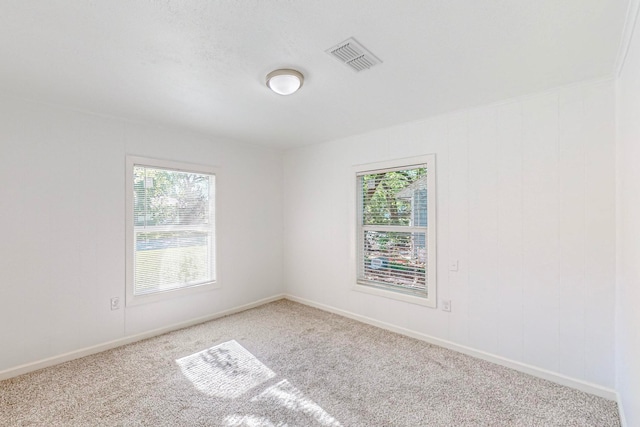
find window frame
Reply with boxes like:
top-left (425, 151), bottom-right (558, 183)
top-left (353, 155), bottom-right (437, 308)
top-left (125, 156), bottom-right (219, 307)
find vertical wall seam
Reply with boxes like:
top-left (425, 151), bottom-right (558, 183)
top-left (466, 111), bottom-right (471, 345)
top-left (446, 117), bottom-right (451, 338)
top-left (556, 92), bottom-right (562, 373)
top-left (495, 107), bottom-right (501, 352)
top-left (519, 100), bottom-right (525, 360)
top-left (581, 90), bottom-right (588, 380)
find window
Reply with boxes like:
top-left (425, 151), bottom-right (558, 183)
top-left (354, 155), bottom-right (436, 307)
top-left (126, 156), bottom-right (217, 305)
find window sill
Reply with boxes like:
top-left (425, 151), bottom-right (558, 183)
top-left (353, 282), bottom-right (436, 308)
top-left (126, 280), bottom-right (220, 307)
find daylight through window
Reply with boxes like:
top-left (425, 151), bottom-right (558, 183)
top-left (126, 157), bottom-right (216, 304)
top-left (355, 155), bottom-right (436, 305)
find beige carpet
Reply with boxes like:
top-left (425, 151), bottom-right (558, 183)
top-left (0, 300), bottom-right (620, 426)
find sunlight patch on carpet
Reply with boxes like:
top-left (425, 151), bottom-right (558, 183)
top-left (223, 414), bottom-right (278, 427)
top-left (251, 380), bottom-right (342, 427)
top-left (176, 340), bottom-right (275, 398)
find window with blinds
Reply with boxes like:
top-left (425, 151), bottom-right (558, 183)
top-left (126, 157), bottom-right (217, 305)
top-left (355, 155), bottom-right (436, 306)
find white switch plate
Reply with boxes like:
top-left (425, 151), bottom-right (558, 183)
top-left (110, 297), bottom-right (120, 311)
top-left (442, 300), bottom-right (451, 312)
top-left (449, 260), bottom-right (459, 271)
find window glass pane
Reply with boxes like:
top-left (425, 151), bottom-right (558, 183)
top-left (134, 166), bottom-right (212, 227)
top-left (135, 231), bottom-right (211, 295)
top-left (132, 164), bottom-right (215, 297)
top-left (361, 230), bottom-right (427, 295)
top-left (361, 167), bottom-right (427, 226)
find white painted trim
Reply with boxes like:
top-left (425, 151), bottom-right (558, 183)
top-left (617, 392), bottom-right (629, 427)
top-left (284, 294), bottom-right (618, 401)
top-left (615, 0), bottom-right (640, 77)
top-left (352, 154), bottom-right (437, 308)
top-left (353, 283), bottom-right (432, 307)
top-left (125, 155), bottom-right (220, 307)
top-left (0, 294), bottom-right (285, 381)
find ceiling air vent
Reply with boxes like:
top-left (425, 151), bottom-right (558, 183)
top-left (325, 37), bottom-right (382, 72)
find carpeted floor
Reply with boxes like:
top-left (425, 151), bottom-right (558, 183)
top-left (0, 300), bottom-right (620, 426)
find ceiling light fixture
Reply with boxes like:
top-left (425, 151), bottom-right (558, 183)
top-left (266, 69), bottom-right (304, 95)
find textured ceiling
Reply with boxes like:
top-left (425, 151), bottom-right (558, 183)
top-left (0, 1), bottom-right (630, 148)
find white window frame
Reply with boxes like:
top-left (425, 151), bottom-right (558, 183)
top-left (126, 156), bottom-right (219, 307)
top-left (353, 155), bottom-right (437, 308)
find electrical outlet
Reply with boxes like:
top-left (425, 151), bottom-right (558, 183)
top-left (110, 297), bottom-right (120, 311)
top-left (442, 300), bottom-right (452, 312)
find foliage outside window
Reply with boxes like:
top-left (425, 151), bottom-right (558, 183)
top-left (126, 157), bottom-right (216, 305)
top-left (355, 155), bottom-right (436, 306)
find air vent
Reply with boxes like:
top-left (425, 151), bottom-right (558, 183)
top-left (325, 37), bottom-right (382, 72)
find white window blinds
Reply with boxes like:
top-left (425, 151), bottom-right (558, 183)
top-left (132, 164), bottom-right (216, 296)
top-left (357, 163), bottom-right (432, 298)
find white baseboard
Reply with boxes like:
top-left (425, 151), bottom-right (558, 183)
top-left (0, 294), bottom-right (286, 381)
top-left (284, 294), bottom-right (618, 401)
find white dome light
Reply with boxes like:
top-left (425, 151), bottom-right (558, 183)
top-left (266, 69), bottom-right (304, 95)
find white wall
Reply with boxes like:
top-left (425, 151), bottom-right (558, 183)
top-left (0, 98), bottom-right (284, 372)
top-left (616, 2), bottom-right (640, 423)
top-left (283, 79), bottom-right (616, 389)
